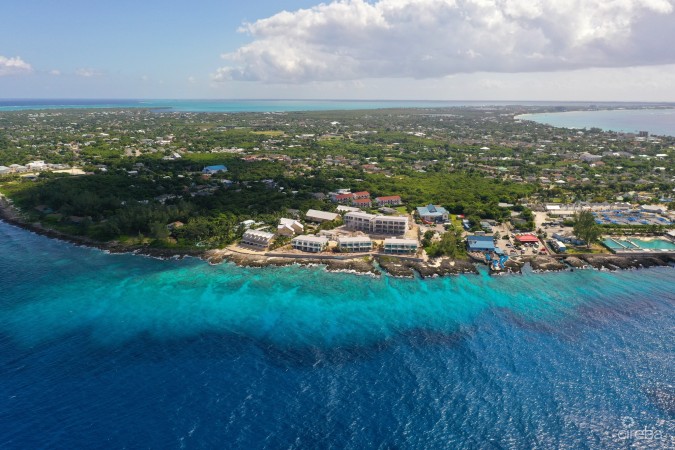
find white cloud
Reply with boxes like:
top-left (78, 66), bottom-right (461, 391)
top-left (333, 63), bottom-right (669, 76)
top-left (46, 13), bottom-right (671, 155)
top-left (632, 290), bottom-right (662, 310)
top-left (49, 69), bottom-right (61, 76)
top-left (75, 68), bottom-right (102, 77)
top-left (0, 55), bottom-right (33, 76)
top-left (214, 0), bottom-right (675, 83)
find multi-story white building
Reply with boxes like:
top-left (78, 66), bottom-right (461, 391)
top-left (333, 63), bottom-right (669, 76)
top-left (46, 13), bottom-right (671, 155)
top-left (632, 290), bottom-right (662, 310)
top-left (241, 230), bottom-right (275, 248)
top-left (344, 212), bottom-right (376, 232)
top-left (337, 236), bottom-right (373, 252)
top-left (344, 212), bottom-right (408, 235)
top-left (372, 216), bottom-right (408, 235)
top-left (383, 238), bottom-right (418, 254)
top-left (291, 235), bottom-right (329, 252)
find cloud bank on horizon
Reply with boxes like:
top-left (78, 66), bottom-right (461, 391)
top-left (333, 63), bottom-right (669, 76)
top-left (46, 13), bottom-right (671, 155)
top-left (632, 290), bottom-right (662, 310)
top-left (0, 56), bottom-right (32, 77)
top-left (214, 0), bottom-right (675, 83)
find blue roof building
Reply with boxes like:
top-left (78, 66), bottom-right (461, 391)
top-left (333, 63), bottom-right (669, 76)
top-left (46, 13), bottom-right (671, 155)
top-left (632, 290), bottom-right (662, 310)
top-left (417, 204), bottom-right (449, 223)
top-left (203, 165), bottom-right (228, 174)
top-left (467, 235), bottom-right (496, 252)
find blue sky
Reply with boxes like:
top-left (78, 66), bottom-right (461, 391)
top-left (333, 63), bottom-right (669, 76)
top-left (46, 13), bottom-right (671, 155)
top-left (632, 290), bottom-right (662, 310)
top-left (2, 0), bottom-right (675, 100)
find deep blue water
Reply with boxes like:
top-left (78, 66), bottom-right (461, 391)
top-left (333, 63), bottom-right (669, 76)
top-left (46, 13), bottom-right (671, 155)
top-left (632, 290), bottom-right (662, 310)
top-left (519, 109), bottom-right (675, 137)
top-left (0, 221), bottom-right (674, 448)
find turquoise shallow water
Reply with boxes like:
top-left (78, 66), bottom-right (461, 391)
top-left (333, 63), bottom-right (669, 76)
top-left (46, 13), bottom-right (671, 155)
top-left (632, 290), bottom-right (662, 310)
top-left (1, 221), bottom-right (670, 350)
top-left (0, 99), bottom-right (496, 112)
top-left (0, 99), bottom-right (640, 113)
top-left (1, 220), bottom-right (674, 448)
top-left (518, 108), bottom-right (675, 137)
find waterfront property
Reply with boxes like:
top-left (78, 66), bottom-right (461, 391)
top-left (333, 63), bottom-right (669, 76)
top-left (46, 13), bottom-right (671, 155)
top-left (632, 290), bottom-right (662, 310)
top-left (467, 235), bottom-right (496, 252)
top-left (552, 232), bottom-right (586, 246)
top-left (241, 230), bottom-right (275, 248)
top-left (383, 238), bottom-right (419, 254)
top-left (305, 209), bottom-right (339, 223)
top-left (344, 212), bottom-right (376, 232)
top-left (417, 204), bottom-right (449, 223)
top-left (372, 215), bottom-right (408, 235)
top-left (291, 235), bottom-right (329, 253)
top-left (602, 237), bottom-right (675, 253)
top-left (549, 239), bottom-right (567, 253)
top-left (337, 236), bottom-right (373, 252)
top-left (277, 218), bottom-right (304, 236)
top-left (344, 212), bottom-right (409, 235)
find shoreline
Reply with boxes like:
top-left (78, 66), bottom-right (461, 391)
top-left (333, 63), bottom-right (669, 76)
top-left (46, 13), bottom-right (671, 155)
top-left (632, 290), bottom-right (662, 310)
top-left (1, 196), bottom-right (673, 278)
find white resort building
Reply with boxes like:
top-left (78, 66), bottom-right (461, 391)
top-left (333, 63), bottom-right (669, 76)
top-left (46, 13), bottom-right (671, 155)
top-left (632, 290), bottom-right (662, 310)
top-left (344, 212), bottom-right (376, 232)
top-left (337, 236), bottom-right (373, 252)
top-left (241, 230), bottom-right (275, 248)
top-left (383, 238), bottom-right (418, 254)
top-left (372, 216), bottom-right (408, 235)
top-left (344, 212), bottom-right (409, 235)
top-left (291, 235), bottom-right (329, 253)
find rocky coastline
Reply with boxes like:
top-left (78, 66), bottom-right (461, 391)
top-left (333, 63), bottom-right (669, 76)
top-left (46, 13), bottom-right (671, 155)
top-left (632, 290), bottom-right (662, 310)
top-left (1, 197), bottom-right (673, 278)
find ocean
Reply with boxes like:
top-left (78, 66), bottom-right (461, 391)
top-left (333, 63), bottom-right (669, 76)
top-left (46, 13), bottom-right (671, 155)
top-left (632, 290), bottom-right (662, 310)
top-left (1, 221), bottom-right (673, 448)
top-left (0, 99), bottom-right (510, 112)
top-left (0, 98), bottom-right (651, 113)
top-left (518, 108), bottom-right (675, 137)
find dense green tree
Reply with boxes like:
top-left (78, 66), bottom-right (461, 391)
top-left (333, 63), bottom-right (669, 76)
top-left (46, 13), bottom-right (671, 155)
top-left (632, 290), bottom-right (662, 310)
top-left (573, 210), bottom-right (601, 248)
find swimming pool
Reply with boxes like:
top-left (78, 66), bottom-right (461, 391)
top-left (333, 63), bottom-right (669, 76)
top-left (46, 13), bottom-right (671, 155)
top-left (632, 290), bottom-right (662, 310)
top-left (629, 238), bottom-right (675, 250)
top-left (602, 239), bottom-right (624, 250)
top-left (603, 237), bottom-right (675, 251)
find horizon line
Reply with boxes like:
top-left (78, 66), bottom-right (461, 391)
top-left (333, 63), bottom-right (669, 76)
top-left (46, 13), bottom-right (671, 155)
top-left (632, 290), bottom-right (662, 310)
top-left (2, 98), bottom-right (675, 104)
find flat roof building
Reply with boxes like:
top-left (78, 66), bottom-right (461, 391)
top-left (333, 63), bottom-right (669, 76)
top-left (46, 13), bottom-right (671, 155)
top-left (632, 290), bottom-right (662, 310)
top-left (292, 235), bottom-right (329, 253)
top-left (372, 215), bottom-right (408, 235)
top-left (344, 212), bottom-right (408, 235)
top-left (383, 238), bottom-right (418, 254)
top-left (344, 212), bottom-right (377, 232)
top-left (337, 236), bottom-right (373, 252)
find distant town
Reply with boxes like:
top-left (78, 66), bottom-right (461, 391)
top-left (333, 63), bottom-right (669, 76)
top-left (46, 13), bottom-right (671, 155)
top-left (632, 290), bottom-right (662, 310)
top-left (0, 105), bottom-right (673, 276)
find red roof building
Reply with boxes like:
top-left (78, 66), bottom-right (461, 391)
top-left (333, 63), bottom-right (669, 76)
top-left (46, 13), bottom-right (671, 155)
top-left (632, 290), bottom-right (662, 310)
top-left (515, 234), bottom-right (539, 243)
top-left (352, 198), bottom-right (373, 208)
top-left (375, 195), bottom-right (402, 206)
top-left (352, 191), bottom-right (370, 199)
